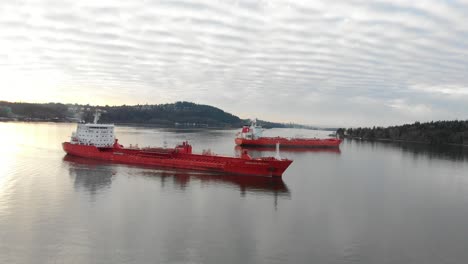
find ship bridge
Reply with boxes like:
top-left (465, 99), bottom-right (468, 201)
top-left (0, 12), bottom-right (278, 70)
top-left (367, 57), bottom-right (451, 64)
top-left (70, 111), bottom-right (115, 147)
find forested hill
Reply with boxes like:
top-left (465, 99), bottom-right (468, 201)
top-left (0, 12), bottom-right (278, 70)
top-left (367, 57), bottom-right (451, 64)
top-left (339, 121), bottom-right (468, 146)
top-left (99, 102), bottom-right (242, 127)
top-left (0, 101), bottom-right (295, 128)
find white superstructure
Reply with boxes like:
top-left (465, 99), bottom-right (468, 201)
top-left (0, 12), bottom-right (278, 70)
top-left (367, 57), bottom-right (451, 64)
top-left (70, 111), bottom-right (115, 147)
top-left (238, 119), bottom-right (263, 140)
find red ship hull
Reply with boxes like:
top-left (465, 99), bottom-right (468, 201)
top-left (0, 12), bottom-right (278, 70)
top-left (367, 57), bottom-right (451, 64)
top-left (64, 154), bottom-right (290, 195)
top-left (62, 142), bottom-right (292, 177)
top-left (234, 145), bottom-right (341, 154)
top-left (235, 137), bottom-right (342, 148)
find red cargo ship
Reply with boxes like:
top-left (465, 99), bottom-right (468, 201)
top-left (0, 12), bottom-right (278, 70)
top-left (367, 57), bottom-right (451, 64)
top-left (64, 155), bottom-right (290, 196)
top-left (235, 121), bottom-right (342, 148)
top-left (62, 113), bottom-right (293, 177)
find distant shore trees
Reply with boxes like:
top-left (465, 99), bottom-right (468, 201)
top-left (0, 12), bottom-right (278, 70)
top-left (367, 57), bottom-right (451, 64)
top-left (341, 120), bottom-right (468, 146)
top-left (0, 101), bottom-right (302, 128)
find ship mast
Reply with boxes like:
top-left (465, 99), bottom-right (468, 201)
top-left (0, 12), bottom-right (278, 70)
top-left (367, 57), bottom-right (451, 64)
top-left (93, 110), bottom-right (101, 124)
top-left (275, 142), bottom-right (282, 160)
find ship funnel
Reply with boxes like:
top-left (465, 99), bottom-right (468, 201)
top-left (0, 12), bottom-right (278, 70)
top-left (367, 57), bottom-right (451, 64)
top-left (275, 142), bottom-right (281, 160)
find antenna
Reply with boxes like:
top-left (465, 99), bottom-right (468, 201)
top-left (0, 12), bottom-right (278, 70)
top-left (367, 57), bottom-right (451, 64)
top-left (275, 142), bottom-right (281, 160)
top-left (251, 118), bottom-right (257, 126)
top-left (93, 110), bottom-right (101, 124)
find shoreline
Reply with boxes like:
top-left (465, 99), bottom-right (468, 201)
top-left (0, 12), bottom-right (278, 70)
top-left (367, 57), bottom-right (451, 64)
top-left (0, 120), bottom-right (334, 131)
top-left (0, 120), bottom-right (239, 129)
top-left (345, 137), bottom-right (468, 148)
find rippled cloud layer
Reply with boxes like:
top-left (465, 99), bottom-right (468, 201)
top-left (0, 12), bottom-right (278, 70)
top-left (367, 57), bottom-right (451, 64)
top-left (1, 0), bottom-right (468, 126)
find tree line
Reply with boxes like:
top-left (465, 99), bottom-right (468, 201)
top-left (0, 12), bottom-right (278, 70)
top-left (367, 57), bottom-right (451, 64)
top-left (338, 120), bottom-right (468, 146)
top-left (0, 101), bottom-right (295, 128)
top-left (0, 101), bottom-right (68, 120)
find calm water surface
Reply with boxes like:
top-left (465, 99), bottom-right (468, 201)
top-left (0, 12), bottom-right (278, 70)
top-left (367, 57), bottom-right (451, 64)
top-left (1, 122), bottom-right (468, 264)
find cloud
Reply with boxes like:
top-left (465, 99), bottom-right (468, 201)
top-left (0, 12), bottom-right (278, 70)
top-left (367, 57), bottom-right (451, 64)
top-left (0, 0), bottom-right (468, 126)
top-left (410, 84), bottom-right (468, 96)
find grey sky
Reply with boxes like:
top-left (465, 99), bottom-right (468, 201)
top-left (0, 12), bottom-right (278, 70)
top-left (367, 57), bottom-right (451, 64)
top-left (1, 0), bottom-right (468, 126)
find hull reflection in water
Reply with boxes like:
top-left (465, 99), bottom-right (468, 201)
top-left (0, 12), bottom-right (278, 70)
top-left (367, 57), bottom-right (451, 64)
top-left (235, 145), bottom-right (341, 158)
top-left (63, 154), bottom-right (290, 197)
top-left (141, 170), bottom-right (290, 196)
top-left (63, 155), bottom-right (116, 194)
